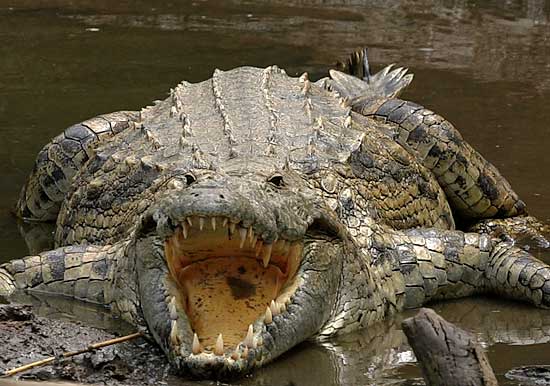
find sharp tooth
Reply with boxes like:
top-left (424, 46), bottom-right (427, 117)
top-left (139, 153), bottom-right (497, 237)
top-left (222, 217), bottom-right (228, 227)
top-left (170, 320), bottom-right (180, 346)
top-left (182, 223), bottom-right (188, 239)
top-left (287, 242), bottom-right (303, 278)
top-left (262, 243), bottom-right (273, 268)
top-left (239, 228), bottom-right (247, 248)
top-left (165, 242), bottom-right (180, 279)
top-left (214, 333), bottom-right (224, 355)
top-left (229, 222), bottom-right (236, 235)
top-left (192, 333), bottom-right (202, 354)
top-left (167, 239), bottom-right (174, 255)
top-left (242, 346), bottom-right (249, 358)
top-left (247, 227), bottom-right (254, 244)
top-left (251, 234), bottom-right (258, 247)
top-left (231, 350), bottom-right (240, 360)
top-left (255, 240), bottom-right (263, 257)
top-left (265, 306), bottom-right (273, 324)
top-left (276, 295), bottom-right (291, 308)
top-left (280, 240), bottom-right (289, 256)
top-left (244, 324), bottom-right (254, 347)
top-left (199, 217), bottom-right (205, 231)
top-left (165, 241), bottom-right (173, 260)
top-left (169, 297), bottom-right (178, 320)
top-left (270, 300), bottom-right (280, 316)
top-left (174, 229), bottom-right (183, 249)
top-left (186, 217), bottom-right (193, 227)
top-left (211, 217), bottom-right (216, 230)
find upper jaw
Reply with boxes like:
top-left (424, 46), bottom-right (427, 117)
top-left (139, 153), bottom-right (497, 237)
top-left (166, 214), bottom-right (303, 272)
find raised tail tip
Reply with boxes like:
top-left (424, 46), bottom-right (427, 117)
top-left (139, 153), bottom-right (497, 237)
top-left (333, 48), bottom-right (414, 100)
top-left (336, 47), bottom-right (372, 81)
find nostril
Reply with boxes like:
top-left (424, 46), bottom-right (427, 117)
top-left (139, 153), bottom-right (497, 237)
top-left (193, 193), bottom-right (199, 197)
top-left (184, 173), bottom-right (197, 186)
top-left (219, 194), bottom-right (225, 199)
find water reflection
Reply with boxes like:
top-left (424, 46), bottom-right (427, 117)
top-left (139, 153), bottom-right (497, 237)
top-left (167, 298), bottom-right (550, 386)
top-left (242, 298), bottom-right (550, 386)
top-left (17, 293), bottom-right (550, 386)
top-left (9, 291), bottom-right (133, 333)
top-left (9, 0), bottom-right (549, 90)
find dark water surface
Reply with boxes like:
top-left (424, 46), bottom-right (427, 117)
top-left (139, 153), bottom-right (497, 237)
top-left (2, 1), bottom-right (550, 385)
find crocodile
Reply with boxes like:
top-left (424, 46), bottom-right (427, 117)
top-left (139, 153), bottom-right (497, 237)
top-left (2, 49), bottom-right (550, 379)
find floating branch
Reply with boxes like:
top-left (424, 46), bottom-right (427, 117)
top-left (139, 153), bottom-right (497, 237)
top-left (2, 331), bottom-right (143, 377)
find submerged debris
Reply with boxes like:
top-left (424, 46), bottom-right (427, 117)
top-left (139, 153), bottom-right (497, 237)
top-left (506, 366), bottom-right (550, 385)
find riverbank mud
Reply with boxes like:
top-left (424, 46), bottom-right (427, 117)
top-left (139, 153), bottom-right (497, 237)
top-left (0, 303), bottom-right (170, 385)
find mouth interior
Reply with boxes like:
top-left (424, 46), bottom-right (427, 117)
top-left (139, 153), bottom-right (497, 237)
top-left (165, 216), bottom-right (302, 351)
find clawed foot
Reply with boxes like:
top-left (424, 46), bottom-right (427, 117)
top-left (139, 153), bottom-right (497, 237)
top-left (469, 215), bottom-right (550, 250)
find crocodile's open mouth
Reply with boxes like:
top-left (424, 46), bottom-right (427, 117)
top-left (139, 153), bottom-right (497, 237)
top-left (164, 216), bottom-right (302, 356)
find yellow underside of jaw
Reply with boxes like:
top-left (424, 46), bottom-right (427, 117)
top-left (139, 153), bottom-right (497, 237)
top-left (179, 257), bottom-right (283, 348)
top-left (164, 216), bottom-right (302, 354)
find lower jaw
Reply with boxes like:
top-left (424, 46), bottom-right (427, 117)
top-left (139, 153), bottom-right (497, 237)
top-left (164, 259), bottom-right (300, 360)
top-left (178, 257), bottom-right (287, 350)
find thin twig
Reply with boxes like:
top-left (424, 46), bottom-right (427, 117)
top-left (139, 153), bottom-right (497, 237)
top-left (2, 331), bottom-right (143, 377)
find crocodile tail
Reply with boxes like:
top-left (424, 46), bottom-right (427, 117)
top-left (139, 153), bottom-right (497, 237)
top-left (329, 48), bottom-right (414, 104)
top-left (336, 48), bottom-right (372, 80)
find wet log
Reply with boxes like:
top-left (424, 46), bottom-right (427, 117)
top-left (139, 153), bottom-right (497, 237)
top-left (402, 308), bottom-right (498, 386)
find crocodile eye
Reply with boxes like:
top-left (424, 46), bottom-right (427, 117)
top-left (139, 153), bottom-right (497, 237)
top-left (268, 174), bottom-right (285, 187)
top-left (184, 173), bottom-right (197, 186)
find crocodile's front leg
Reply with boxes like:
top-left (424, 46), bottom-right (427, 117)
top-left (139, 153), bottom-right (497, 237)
top-left (17, 111), bottom-right (139, 221)
top-left (0, 245), bottom-right (115, 302)
top-left (469, 216), bottom-right (550, 249)
top-left (0, 243), bottom-right (140, 323)
top-left (372, 227), bottom-right (550, 309)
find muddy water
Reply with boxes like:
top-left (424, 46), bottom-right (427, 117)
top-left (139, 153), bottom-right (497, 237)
top-left (1, 1), bottom-right (550, 384)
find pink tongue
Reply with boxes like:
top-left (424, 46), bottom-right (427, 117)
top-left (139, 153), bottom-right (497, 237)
top-left (178, 257), bottom-right (283, 349)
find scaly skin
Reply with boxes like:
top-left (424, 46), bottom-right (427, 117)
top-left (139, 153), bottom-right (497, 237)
top-left (1, 50), bottom-right (550, 378)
